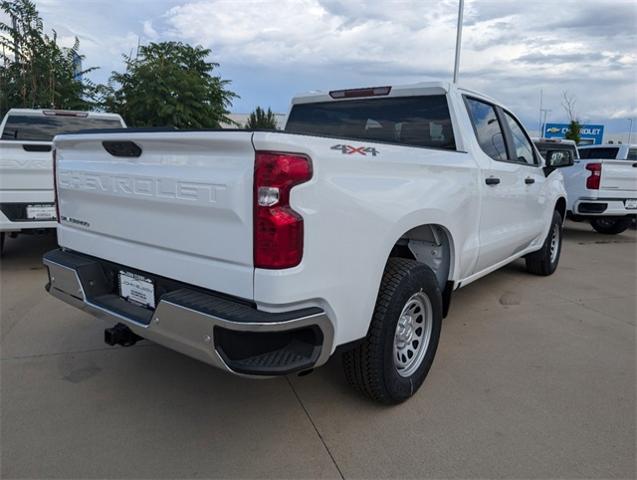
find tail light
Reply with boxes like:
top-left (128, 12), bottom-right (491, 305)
top-left (254, 151), bottom-right (312, 269)
top-left (586, 162), bottom-right (601, 190)
top-left (52, 148), bottom-right (60, 222)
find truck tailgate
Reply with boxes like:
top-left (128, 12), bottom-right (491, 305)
top-left (600, 160), bottom-right (637, 193)
top-left (0, 141), bottom-right (53, 190)
top-left (54, 131), bottom-right (256, 300)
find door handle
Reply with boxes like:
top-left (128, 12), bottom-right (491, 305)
top-left (632, 163), bottom-right (637, 167)
top-left (525, 177), bottom-right (535, 184)
top-left (485, 177), bottom-right (500, 186)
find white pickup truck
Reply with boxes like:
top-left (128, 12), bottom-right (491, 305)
top-left (560, 143), bottom-right (637, 234)
top-left (0, 108), bottom-right (125, 254)
top-left (43, 82), bottom-right (567, 403)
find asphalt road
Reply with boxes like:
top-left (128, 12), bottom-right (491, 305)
top-left (1, 222), bottom-right (635, 479)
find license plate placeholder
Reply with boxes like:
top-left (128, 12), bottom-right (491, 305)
top-left (625, 199), bottom-right (637, 210)
top-left (119, 271), bottom-right (156, 309)
top-left (26, 204), bottom-right (56, 220)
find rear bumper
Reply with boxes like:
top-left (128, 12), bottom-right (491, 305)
top-left (574, 198), bottom-right (637, 216)
top-left (43, 249), bottom-right (334, 376)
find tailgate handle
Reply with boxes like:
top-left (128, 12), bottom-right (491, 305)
top-left (23, 144), bottom-right (52, 152)
top-left (102, 141), bottom-right (142, 158)
top-left (633, 163), bottom-right (637, 167)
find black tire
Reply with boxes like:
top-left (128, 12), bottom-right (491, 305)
top-left (590, 217), bottom-right (632, 235)
top-left (525, 210), bottom-right (563, 276)
top-left (342, 258), bottom-right (442, 404)
top-left (0, 232), bottom-right (4, 257)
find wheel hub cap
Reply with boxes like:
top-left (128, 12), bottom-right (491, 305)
top-left (396, 315), bottom-right (415, 348)
top-left (549, 223), bottom-right (560, 264)
top-left (393, 292), bottom-right (433, 378)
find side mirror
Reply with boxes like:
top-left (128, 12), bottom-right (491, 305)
top-left (546, 151), bottom-right (574, 168)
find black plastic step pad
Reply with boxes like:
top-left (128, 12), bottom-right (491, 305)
top-left (162, 288), bottom-right (323, 324)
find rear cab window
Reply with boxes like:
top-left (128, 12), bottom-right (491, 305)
top-left (578, 147), bottom-right (619, 159)
top-left (1, 114), bottom-right (124, 142)
top-left (285, 95), bottom-right (456, 150)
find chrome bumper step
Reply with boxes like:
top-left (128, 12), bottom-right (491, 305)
top-left (43, 249), bottom-right (333, 376)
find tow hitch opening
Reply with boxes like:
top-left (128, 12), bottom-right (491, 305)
top-left (105, 323), bottom-right (143, 347)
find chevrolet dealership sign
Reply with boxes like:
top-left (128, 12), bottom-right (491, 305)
top-left (544, 123), bottom-right (604, 144)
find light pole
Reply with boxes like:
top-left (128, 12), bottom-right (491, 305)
top-left (628, 118), bottom-right (634, 144)
top-left (540, 109), bottom-right (551, 137)
top-left (538, 89), bottom-right (543, 135)
top-left (453, 0), bottom-right (464, 83)
top-left (12, 14), bottom-right (19, 63)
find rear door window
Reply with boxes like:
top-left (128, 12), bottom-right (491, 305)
top-left (285, 95), bottom-right (456, 150)
top-left (627, 149), bottom-right (637, 160)
top-left (501, 111), bottom-right (537, 165)
top-left (1, 114), bottom-right (123, 141)
top-left (463, 97), bottom-right (508, 161)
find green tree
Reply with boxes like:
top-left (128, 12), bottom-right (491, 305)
top-left (564, 120), bottom-right (581, 144)
top-left (0, 0), bottom-right (97, 117)
top-left (101, 42), bottom-right (237, 128)
top-left (245, 106), bottom-right (278, 130)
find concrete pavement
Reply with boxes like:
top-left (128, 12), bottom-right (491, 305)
top-left (1, 223), bottom-right (635, 479)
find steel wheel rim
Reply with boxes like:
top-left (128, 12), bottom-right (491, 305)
top-left (549, 223), bottom-right (560, 264)
top-left (393, 291), bottom-right (433, 378)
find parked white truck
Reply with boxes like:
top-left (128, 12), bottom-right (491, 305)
top-left (560, 143), bottom-right (636, 234)
top-left (0, 108), bottom-right (125, 254)
top-left (43, 83), bottom-right (567, 403)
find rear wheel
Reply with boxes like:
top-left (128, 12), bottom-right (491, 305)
top-left (526, 210), bottom-right (563, 276)
top-left (0, 232), bottom-right (4, 257)
top-left (342, 258), bottom-right (442, 404)
top-left (590, 217), bottom-right (632, 235)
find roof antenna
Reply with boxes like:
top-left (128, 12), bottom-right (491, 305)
top-left (452, 0), bottom-right (464, 84)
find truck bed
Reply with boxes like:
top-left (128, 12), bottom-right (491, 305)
top-left (564, 158), bottom-right (637, 215)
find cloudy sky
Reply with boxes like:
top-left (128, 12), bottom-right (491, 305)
top-left (9, 0), bottom-right (637, 134)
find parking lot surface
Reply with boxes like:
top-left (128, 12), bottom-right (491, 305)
top-left (1, 222), bottom-right (635, 479)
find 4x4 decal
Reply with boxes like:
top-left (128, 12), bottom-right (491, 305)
top-left (331, 144), bottom-right (379, 156)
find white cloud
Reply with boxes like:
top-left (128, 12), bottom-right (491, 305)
top-left (143, 20), bottom-right (159, 40)
top-left (154, 0), bottom-right (635, 123)
top-left (162, 0), bottom-right (458, 73)
top-left (26, 0), bottom-right (637, 130)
